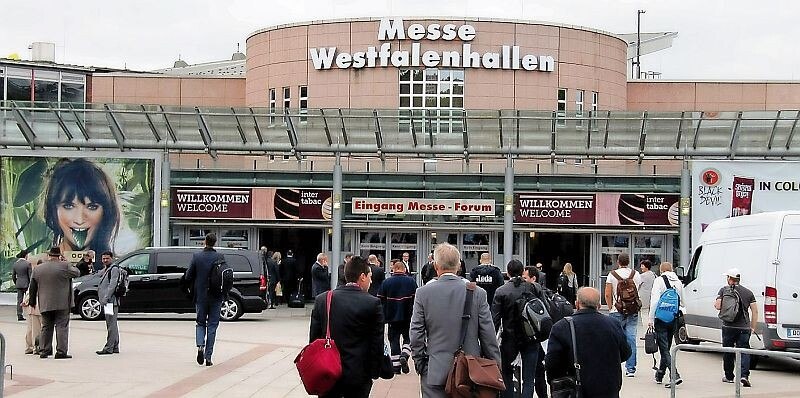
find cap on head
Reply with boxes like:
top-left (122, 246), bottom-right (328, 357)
top-left (722, 268), bottom-right (741, 279)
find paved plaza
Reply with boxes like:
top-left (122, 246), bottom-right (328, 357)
top-left (1, 299), bottom-right (799, 397)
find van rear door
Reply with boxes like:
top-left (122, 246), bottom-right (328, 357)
top-left (776, 215), bottom-right (800, 340)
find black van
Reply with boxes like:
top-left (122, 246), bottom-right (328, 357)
top-left (72, 247), bottom-right (267, 321)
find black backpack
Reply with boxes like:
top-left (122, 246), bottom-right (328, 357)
top-left (542, 288), bottom-right (575, 324)
top-left (208, 254), bottom-right (234, 296)
top-left (514, 282), bottom-right (553, 343)
top-left (113, 265), bottom-right (130, 297)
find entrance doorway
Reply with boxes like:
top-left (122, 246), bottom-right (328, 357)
top-left (527, 232), bottom-right (591, 290)
top-left (259, 228), bottom-right (323, 300)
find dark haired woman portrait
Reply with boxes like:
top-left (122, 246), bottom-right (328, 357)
top-left (43, 158), bottom-right (120, 254)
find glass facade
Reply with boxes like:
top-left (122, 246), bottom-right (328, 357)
top-left (399, 68), bottom-right (464, 135)
top-left (1, 65), bottom-right (85, 103)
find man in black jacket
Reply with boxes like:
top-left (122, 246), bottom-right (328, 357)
top-left (367, 255), bottom-right (385, 297)
top-left (310, 256), bottom-right (384, 398)
top-left (378, 259), bottom-right (418, 374)
top-left (280, 250), bottom-right (298, 303)
top-left (470, 252), bottom-right (504, 306)
top-left (184, 233), bottom-right (225, 367)
top-left (492, 259), bottom-right (545, 398)
top-left (546, 287), bottom-right (631, 398)
top-left (310, 253), bottom-right (331, 297)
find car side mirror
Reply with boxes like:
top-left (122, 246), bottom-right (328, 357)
top-left (675, 266), bottom-right (686, 278)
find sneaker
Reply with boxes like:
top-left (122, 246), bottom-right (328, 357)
top-left (722, 377), bottom-right (734, 383)
top-left (399, 355), bottom-right (410, 374)
top-left (196, 346), bottom-right (205, 365)
top-left (625, 370), bottom-right (635, 377)
top-left (741, 377), bottom-right (751, 387)
top-left (654, 373), bottom-right (663, 384)
top-left (665, 377), bottom-right (683, 388)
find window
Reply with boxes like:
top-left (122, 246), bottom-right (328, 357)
top-left (399, 68), bottom-right (464, 136)
top-left (299, 85), bottom-right (308, 123)
top-left (575, 89), bottom-right (585, 128)
top-left (556, 88), bottom-right (567, 126)
top-left (7, 77), bottom-right (31, 101)
top-left (226, 254), bottom-right (253, 272)
top-left (269, 88), bottom-right (276, 124)
top-left (282, 87), bottom-right (290, 126)
top-left (590, 91), bottom-right (599, 131)
top-left (120, 253), bottom-right (151, 276)
top-left (60, 82), bottom-right (84, 103)
top-left (34, 80), bottom-right (59, 102)
top-left (155, 252), bottom-right (193, 274)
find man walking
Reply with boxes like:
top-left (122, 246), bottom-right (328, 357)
top-left (378, 259), bottom-right (418, 374)
top-left (280, 250), bottom-right (298, 304)
top-left (535, 263), bottom-right (548, 289)
top-left (715, 268), bottom-right (758, 387)
top-left (648, 261), bottom-right (684, 387)
top-left (638, 260), bottom-right (656, 330)
top-left (265, 248), bottom-right (279, 308)
top-left (311, 253), bottom-right (331, 297)
top-left (28, 247), bottom-right (80, 359)
top-left (367, 255), bottom-right (385, 297)
top-left (410, 243), bottom-right (501, 397)
top-left (469, 252), bottom-right (504, 306)
top-left (604, 252), bottom-right (642, 377)
top-left (96, 251), bottom-right (121, 355)
top-left (184, 233), bottom-right (225, 366)
top-left (12, 249), bottom-right (31, 321)
top-left (309, 256), bottom-right (384, 398)
top-left (546, 287), bottom-right (631, 398)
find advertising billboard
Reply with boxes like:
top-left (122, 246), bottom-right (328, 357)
top-left (692, 160), bottom-right (800, 248)
top-left (171, 187), bottom-right (332, 221)
top-left (515, 193), bottom-right (679, 226)
top-left (1, 155), bottom-right (156, 290)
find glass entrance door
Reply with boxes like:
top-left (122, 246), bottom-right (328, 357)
top-left (357, 230), bottom-right (421, 270)
top-left (595, 233), bottom-right (667, 305)
top-left (390, 232), bottom-right (419, 274)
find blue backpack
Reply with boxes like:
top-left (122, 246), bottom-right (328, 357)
top-left (655, 275), bottom-right (680, 323)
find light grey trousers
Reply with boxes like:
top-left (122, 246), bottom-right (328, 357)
top-left (103, 305), bottom-right (119, 352)
top-left (420, 374), bottom-right (447, 398)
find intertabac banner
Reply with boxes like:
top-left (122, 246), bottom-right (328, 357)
top-left (0, 156), bottom-right (155, 290)
top-left (692, 160), bottom-right (800, 248)
top-left (351, 198), bottom-right (495, 216)
top-left (515, 193), bottom-right (679, 226)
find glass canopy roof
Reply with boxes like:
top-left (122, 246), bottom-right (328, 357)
top-left (2, 101), bottom-right (799, 160)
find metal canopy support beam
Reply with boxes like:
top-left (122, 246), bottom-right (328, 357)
top-left (141, 105), bottom-right (162, 142)
top-left (410, 114), bottom-right (419, 147)
top-left (638, 111), bottom-right (648, 164)
top-left (728, 111), bottom-right (743, 158)
top-left (284, 109), bottom-right (301, 161)
top-left (586, 110), bottom-right (593, 150)
top-left (195, 107), bottom-right (216, 158)
top-left (785, 111), bottom-right (800, 150)
top-left (104, 105), bottom-right (126, 151)
top-left (67, 103), bottom-right (90, 140)
top-left (767, 110), bottom-right (782, 150)
top-left (337, 108), bottom-right (349, 146)
top-left (603, 110), bottom-right (611, 148)
top-left (159, 106), bottom-right (178, 143)
top-left (49, 103), bottom-right (73, 141)
top-left (462, 111), bottom-right (470, 149)
top-left (320, 109), bottom-right (333, 146)
top-left (550, 111), bottom-right (557, 160)
top-left (516, 110), bottom-right (521, 147)
top-left (374, 109), bottom-right (385, 162)
top-left (330, 152), bottom-right (343, 290)
top-left (498, 110), bottom-right (504, 148)
top-left (680, 162), bottom-right (690, 274)
top-left (10, 103), bottom-right (36, 148)
top-left (675, 111), bottom-right (686, 149)
top-left (249, 108), bottom-right (264, 145)
top-left (232, 107), bottom-right (248, 144)
top-left (503, 154), bottom-right (514, 270)
top-left (427, 110), bottom-right (434, 147)
top-left (692, 111), bottom-right (705, 149)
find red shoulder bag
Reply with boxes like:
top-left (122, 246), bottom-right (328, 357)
top-left (295, 290), bottom-right (342, 395)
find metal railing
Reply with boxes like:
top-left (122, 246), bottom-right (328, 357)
top-left (669, 343), bottom-right (800, 397)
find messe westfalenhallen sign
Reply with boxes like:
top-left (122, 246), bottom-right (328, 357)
top-left (692, 160), bottom-right (800, 249)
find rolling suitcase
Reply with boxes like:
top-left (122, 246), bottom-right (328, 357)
top-left (288, 278), bottom-right (306, 308)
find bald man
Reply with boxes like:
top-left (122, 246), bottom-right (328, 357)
top-left (469, 252), bottom-right (504, 306)
top-left (546, 287), bottom-right (631, 397)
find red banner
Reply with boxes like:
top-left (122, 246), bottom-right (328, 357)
top-left (172, 188), bottom-right (253, 219)
top-left (731, 176), bottom-right (755, 217)
top-left (515, 194), bottom-right (596, 224)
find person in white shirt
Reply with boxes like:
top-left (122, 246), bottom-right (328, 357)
top-left (604, 253), bottom-right (643, 377)
top-left (648, 261), bottom-right (685, 387)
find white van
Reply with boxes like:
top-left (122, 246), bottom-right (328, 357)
top-left (677, 211), bottom-right (800, 360)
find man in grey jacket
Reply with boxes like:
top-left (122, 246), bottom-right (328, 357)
top-left (96, 251), bottom-right (121, 355)
top-left (28, 247), bottom-right (80, 359)
top-left (409, 243), bottom-right (501, 397)
top-left (12, 249), bottom-right (32, 321)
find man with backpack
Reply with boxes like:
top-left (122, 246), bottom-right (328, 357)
top-left (714, 268), bottom-right (758, 387)
top-left (647, 262), bottom-right (684, 387)
top-left (96, 251), bottom-right (122, 355)
top-left (184, 233), bottom-right (226, 366)
top-left (604, 253), bottom-right (642, 377)
top-left (492, 259), bottom-right (546, 398)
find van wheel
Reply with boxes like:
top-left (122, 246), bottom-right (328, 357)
top-left (220, 297), bottom-right (243, 321)
top-left (79, 294), bottom-right (103, 321)
top-left (675, 320), bottom-right (700, 345)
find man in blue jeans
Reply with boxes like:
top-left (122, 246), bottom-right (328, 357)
top-left (184, 233), bottom-right (225, 366)
top-left (604, 253), bottom-right (643, 377)
top-left (715, 268), bottom-right (758, 387)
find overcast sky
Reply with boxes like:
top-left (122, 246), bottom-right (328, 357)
top-left (2, 0), bottom-right (798, 80)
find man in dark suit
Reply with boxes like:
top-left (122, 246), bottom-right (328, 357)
top-left (309, 255), bottom-right (384, 398)
top-left (310, 253), bottom-right (331, 297)
top-left (263, 247), bottom-right (279, 308)
top-left (410, 243), bottom-right (501, 397)
top-left (184, 233), bottom-right (225, 366)
top-left (367, 255), bottom-right (385, 297)
top-left (546, 287), bottom-right (631, 398)
top-left (336, 253), bottom-right (352, 287)
top-left (28, 247), bottom-right (80, 359)
top-left (280, 250), bottom-right (298, 302)
top-left (12, 249), bottom-right (32, 321)
top-left (378, 259), bottom-right (418, 374)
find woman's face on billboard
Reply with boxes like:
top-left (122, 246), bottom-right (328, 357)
top-left (57, 196), bottom-right (104, 249)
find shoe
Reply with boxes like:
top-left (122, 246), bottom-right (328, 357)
top-left (205, 358), bottom-right (213, 366)
top-left (96, 350), bottom-right (113, 355)
top-left (18, 316), bottom-right (25, 321)
top-left (197, 347), bottom-right (205, 365)
top-left (24, 349), bottom-right (34, 355)
top-left (665, 377), bottom-right (683, 388)
top-left (39, 352), bottom-right (51, 359)
top-left (625, 370), bottom-right (635, 377)
top-left (741, 377), bottom-right (751, 387)
top-left (54, 353), bottom-right (72, 359)
top-left (113, 349), bottom-right (120, 354)
top-left (722, 377), bottom-right (734, 383)
top-left (400, 355), bottom-right (410, 374)
top-left (269, 305), bottom-right (275, 309)
top-left (654, 372), bottom-right (663, 384)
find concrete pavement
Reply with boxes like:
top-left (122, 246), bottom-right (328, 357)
top-left (1, 303), bottom-right (799, 397)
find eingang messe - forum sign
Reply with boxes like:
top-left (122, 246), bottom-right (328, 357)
top-left (310, 18), bottom-right (556, 72)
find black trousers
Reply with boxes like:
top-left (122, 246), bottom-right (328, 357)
top-left (320, 380), bottom-right (372, 398)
